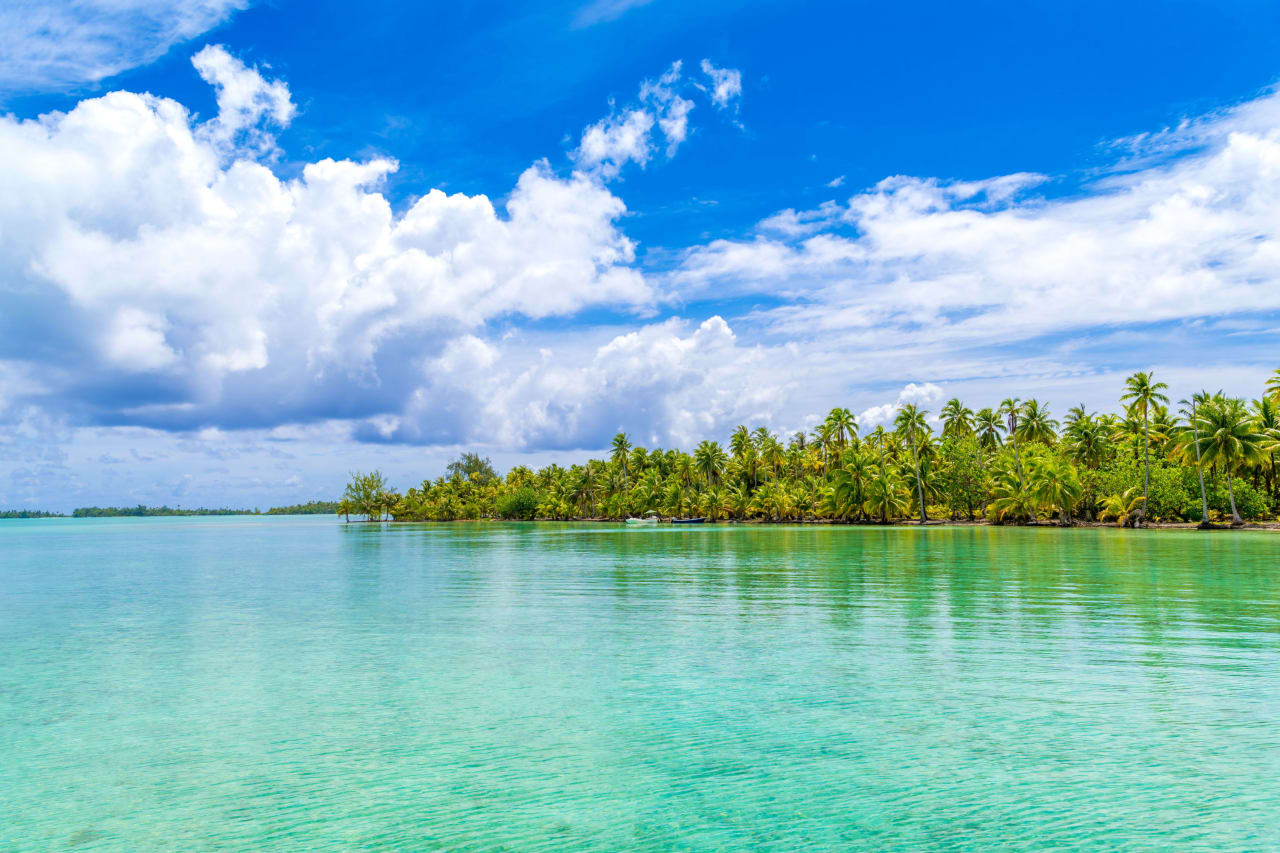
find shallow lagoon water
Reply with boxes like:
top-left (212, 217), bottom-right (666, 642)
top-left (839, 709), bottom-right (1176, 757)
top-left (2, 517), bottom-right (1278, 850)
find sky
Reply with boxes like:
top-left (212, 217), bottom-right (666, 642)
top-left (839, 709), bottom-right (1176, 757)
top-left (3, 0), bottom-right (1280, 511)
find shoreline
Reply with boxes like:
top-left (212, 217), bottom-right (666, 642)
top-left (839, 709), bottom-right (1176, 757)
top-left (360, 517), bottom-right (1280, 531)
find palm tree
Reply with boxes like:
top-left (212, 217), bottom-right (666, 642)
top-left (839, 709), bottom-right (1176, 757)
top-left (940, 398), bottom-right (975, 438)
top-left (1063, 404), bottom-right (1089, 434)
top-left (694, 440), bottom-right (728, 487)
top-left (975, 408), bottom-right (1003, 451)
top-left (824, 407), bottom-right (858, 453)
top-left (1099, 487), bottom-right (1145, 528)
top-left (1252, 396), bottom-right (1280, 500)
top-left (1194, 396), bottom-right (1271, 524)
top-left (1028, 456), bottom-right (1082, 525)
top-left (999, 398), bottom-right (1024, 491)
top-left (1120, 371), bottom-right (1169, 525)
top-left (1178, 393), bottom-right (1211, 527)
top-left (1016, 399), bottom-right (1059, 445)
top-left (1267, 368), bottom-right (1280, 404)
top-left (611, 432), bottom-right (631, 494)
top-left (866, 466), bottom-right (909, 523)
top-left (894, 404), bottom-right (931, 523)
top-left (1064, 415), bottom-right (1107, 469)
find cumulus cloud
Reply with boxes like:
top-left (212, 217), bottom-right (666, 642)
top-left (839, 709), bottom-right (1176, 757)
top-left (0, 0), bottom-right (246, 93)
top-left (677, 86), bottom-right (1280, 354)
top-left (369, 316), bottom-right (793, 449)
top-left (0, 52), bottom-right (653, 436)
top-left (5, 36), bottom-right (1280, 472)
top-left (191, 44), bottom-right (295, 157)
top-left (573, 58), bottom-right (730, 178)
top-left (858, 382), bottom-right (943, 429)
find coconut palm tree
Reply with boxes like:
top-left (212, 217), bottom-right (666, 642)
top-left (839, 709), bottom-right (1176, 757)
top-left (1063, 414), bottom-right (1107, 469)
top-left (866, 466), bottom-right (909, 523)
top-left (974, 408), bottom-right (1002, 449)
top-left (694, 440), bottom-right (728, 487)
top-left (824, 407), bottom-right (858, 453)
top-left (941, 398), bottom-right (975, 438)
top-left (1267, 368), bottom-right (1280, 404)
top-left (1016, 399), bottom-right (1059, 445)
top-left (894, 403), bottom-right (931, 523)
top-left (1028, 456), bottom-right (1082, 525)
top-left (1178, 393), bottom-right (1211, 526)
top-left (1063, 404), bottom-right (1089, 434)
top-left (1250, 396), bottom-right (1280, 500)
top-left (1194, 396), bottom-right (1271, 524)
top-left (1099, 487), bottom-right (1145, 528)
top-left (611, 432), bottom-right (631, 494)
top-left (1120, 371), bottom-right (1169, 525)
top-left (999, 398), bottom-right (1024, 491)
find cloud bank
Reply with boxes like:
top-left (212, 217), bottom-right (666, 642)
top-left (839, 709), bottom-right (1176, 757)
top-left (2, 41), bottom-right (1278, 475)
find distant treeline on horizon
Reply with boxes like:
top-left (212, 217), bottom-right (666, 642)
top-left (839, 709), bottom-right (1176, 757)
top-left (0, 501), bottom-right (340, 519)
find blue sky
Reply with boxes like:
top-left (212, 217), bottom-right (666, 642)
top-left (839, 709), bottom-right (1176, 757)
top-left (2, 0), bottom-right (1279, 510)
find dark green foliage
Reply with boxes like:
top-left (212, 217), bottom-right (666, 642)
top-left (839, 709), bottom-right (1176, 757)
top-left (0, 509), bottom-right (66, 518)
top-left (265, 500), bottom-right (340, 515)
top-left (71, 505), bottom-right (255, 517)
top-left (935, 436), bottom-right (989, 519)
top-left (446, 452), bottom-right (498, 484)
top-left (496, 487), bottom-right (539, 520)
top-left (1096, 459), bottom-right (1197, 522)
top-left (1207, 477), bottom-right (1268, 521)
top-left (342, 471), bottom-right (396, 521)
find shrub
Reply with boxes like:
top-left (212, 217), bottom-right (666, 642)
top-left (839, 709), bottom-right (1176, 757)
top-left (1096, 458), bottom-right (1197, 521)
top-left (1206, 477), bottom-right (1269, 520)
top-left (496, 487), bottom-right (539, 520)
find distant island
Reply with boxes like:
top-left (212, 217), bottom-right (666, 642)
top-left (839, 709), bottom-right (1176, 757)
top-left (2, 501), bottom-right (340, 519)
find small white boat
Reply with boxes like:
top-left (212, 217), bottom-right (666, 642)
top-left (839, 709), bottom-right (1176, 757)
top-left (625, 512), bottom-right (659, 525)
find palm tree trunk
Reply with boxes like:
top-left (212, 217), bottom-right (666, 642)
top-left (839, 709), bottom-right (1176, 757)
top-left (1190, 403), bottom-right (1209, 526)
top-left (1226, 471), bottom-right (1242, 524)
top-left (909, 433), bottom-right (927, 523)
top-left (1012, 434), bottom-right (1023, 491)
top-left (1141, 409), bottom-right (1151, 525)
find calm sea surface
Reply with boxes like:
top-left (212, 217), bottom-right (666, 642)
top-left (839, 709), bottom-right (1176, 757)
top-left (2, 517), bottom-right (1278, 851)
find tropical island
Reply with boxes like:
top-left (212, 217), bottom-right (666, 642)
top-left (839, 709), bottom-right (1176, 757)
top-left (340, 371), bottom-right (1280, 528)
top-left (2, 502), bottom-right (341, 519)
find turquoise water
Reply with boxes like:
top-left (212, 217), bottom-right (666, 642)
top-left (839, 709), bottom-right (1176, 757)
top-left (2, 518), bottom-right (1278, 851)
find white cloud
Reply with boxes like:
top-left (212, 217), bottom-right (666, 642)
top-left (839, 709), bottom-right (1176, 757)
top-left (699, 59), bottom-right (742, 110)
top-left (0, 54), bottom-right (654, 434)
top-left (572, 0), bottom-right (655, 28)
top-left (757, 201), bottom-right (843, 237)
top-left (827, 175), bottom-right (846, 188)
top-left (573, 61), bottom-right (701, 177)
top-left (379, 316), bottom-right (793, 449)
top-left (0, 0), bottom-right (246, 93)
top-left (575, 108), bottom-right (656, 178)
top-left (191, 44), bottom-right (295, 158)
top-left (676, 85), bottom-right (1280, 354)
top-left (858, 382), bottom-right (943, 429)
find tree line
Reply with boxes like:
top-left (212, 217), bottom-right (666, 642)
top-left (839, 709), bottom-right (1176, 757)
top-left (2, 502), bottom-right (341, 519)
top-left (341, 369), bottom-right (1280, 527)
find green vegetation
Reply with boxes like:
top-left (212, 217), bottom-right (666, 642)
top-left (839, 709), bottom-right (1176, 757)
top-left (264, 500), bottom-right (340, 515)
top-left (340, 373), bottom-right (1280, 528)
top-left (72, 505), bottom-right (256, 517)
top-left (12, 499), bottom-right (340, 517)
